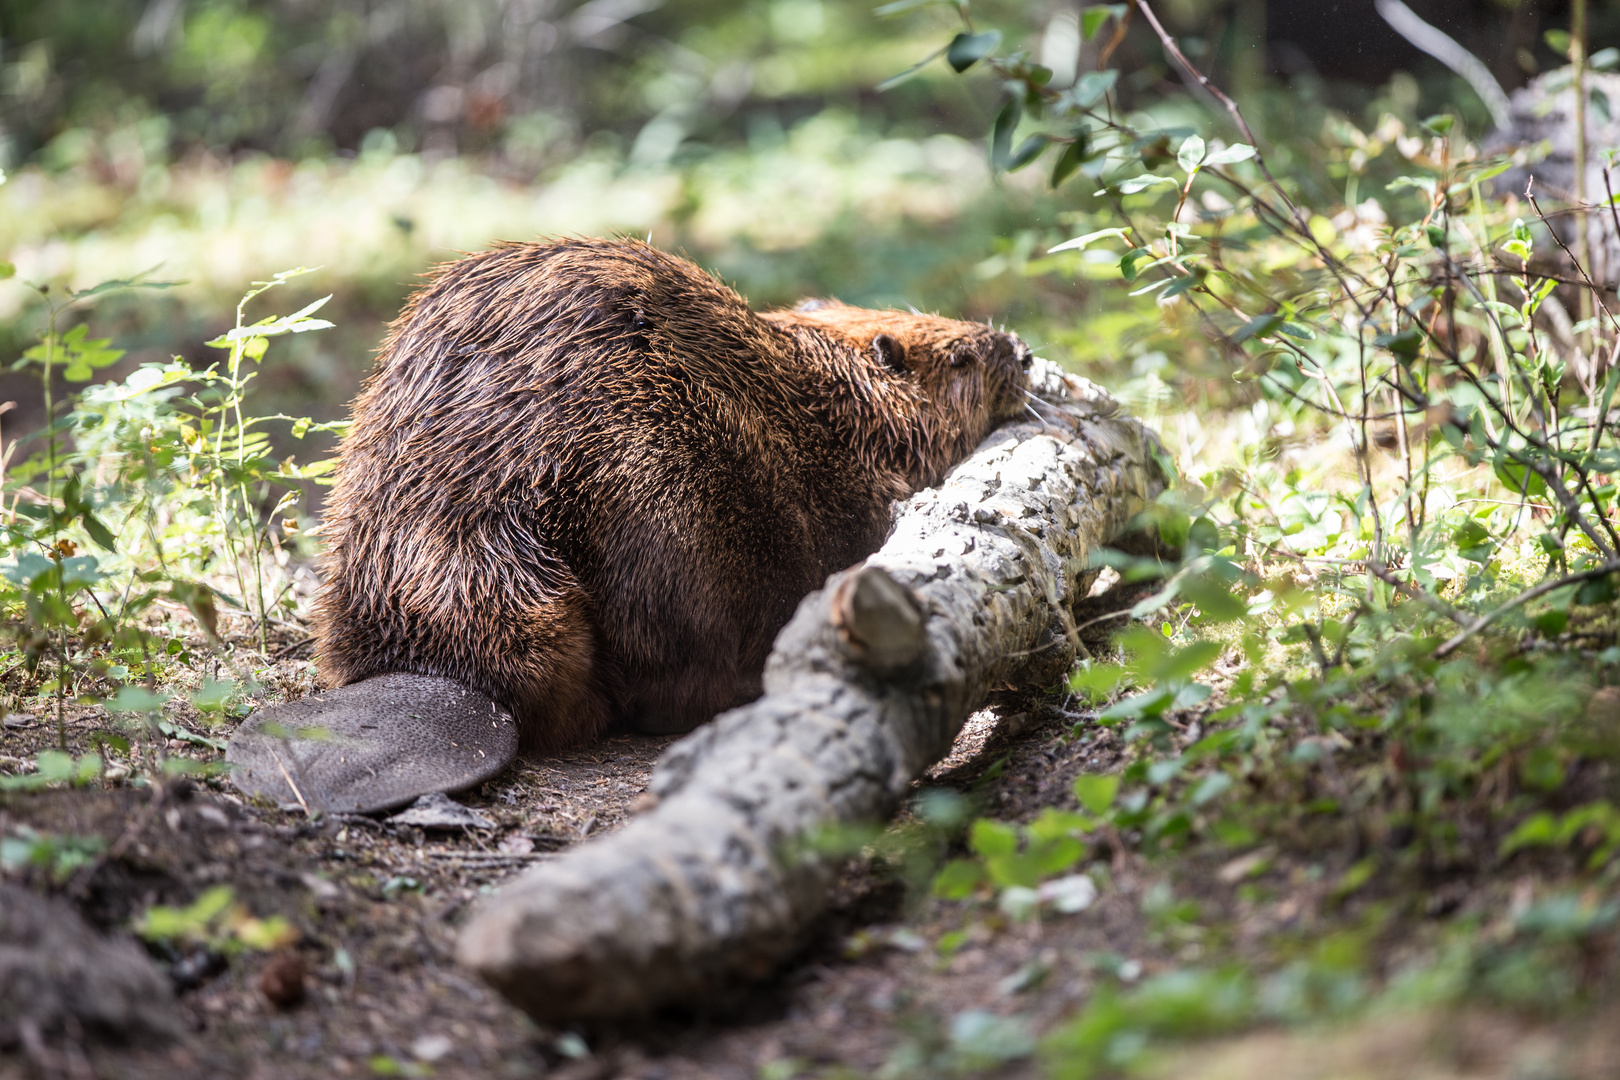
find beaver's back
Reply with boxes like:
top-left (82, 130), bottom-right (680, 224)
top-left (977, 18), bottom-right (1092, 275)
top-left (314, 239), bottom-right (908, 745)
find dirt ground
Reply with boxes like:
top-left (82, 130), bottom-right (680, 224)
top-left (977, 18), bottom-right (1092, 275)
top-left (3, 676), bottom-right (1620, 1080)
top-left (0, 677), bottom-right (1139, 1080)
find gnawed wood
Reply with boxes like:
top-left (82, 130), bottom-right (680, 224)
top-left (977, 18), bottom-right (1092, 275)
top-left (457, 362), bottom-right (1165, 1020)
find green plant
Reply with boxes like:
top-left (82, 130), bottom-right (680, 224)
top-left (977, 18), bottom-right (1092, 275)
top-left (0, 824), bottom-right (106, 881)
top-left (894, 0), bottom-right (1620, 1061)
top-left (136, 883), bottom-right (297, 954)
top-left (0, 267), bottom-right (336, 784)
top-left (179, 268), bottom-right (339, 653)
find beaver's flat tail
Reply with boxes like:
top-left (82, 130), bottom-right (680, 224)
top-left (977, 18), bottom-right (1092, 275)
top-left (226, 673), bottom-right (519, 814)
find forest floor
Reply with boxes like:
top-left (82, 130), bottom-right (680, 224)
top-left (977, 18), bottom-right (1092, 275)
top-left (1, 642), bottom-right (1618, 1079)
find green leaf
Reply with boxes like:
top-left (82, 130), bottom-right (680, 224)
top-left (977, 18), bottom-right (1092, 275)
top-left (0, 262), bottom-right (14, 280)
top-left (1073, 773), bottom-right (1120, 815)
top-left (1147, 758), bottom-right (1183, 785)
top-left (1050, 133), bottom-right (1090, 188)
top-left (1575, 574), bottom-right (1618, 606)
top-left (69, 266), bottom-right (182, 301)
top-left (970, 819), bottom-right (1019, 858)
top-left (947, 30), bottom-right (1002, 73)
top-left (986, 852), bottom-right (1044, 889)
top-left (1533, 609), bottom-right (1569, 636)
top-left (1080, 4), bottom-right (1127, 40)
top-left (1419, 113), bottom-right (1454, 136)
top-left (1373, 327), bottom-right (1424, 362)
top-left (109, 685), bottom-right (169, 715)
top-left (1050, 227), bottom-right (1131, 254)
top-left (1492, 454), bottom-right (1547, 498)
top-left (207, 295), bottom-right (336, 349)
top-left (56, 555), bottom-right (105, 593)
top-left (1231, 313), bottom-right (1282, 343)
top-left (1203, 143), bottom-right (1256, 166)
top-left (1177, 134), bottom-right (1206, 173)
top-left (1108, 174), bottom-right (1179, 195)
top-left (74, 754), bottom-right (103, 784)
top-left (933, 858), bottom-right (986, 899)
top-left (1027, 808), bottom-right (1097, 841)
top-left (990, 97), bottom-right (1021, 170)
top-left (1179, 576), bottom-right (1247, 622)
top-left (1029, 836), bottom-right (1085, 876)
top-left (1070, 68), bottom-right (1118, 110)
top-left (1387, 175), bottom-right (1437, 196)
top-left (191, 677), bottom-right (238, 715)
top-left (1451, 517), bottom-right (1496, 562)
top-left (1521, 747), bottom-right (1566, 792)
top-left (1120, 248), bottom-right (1146, 281)
top-left (80, 511), bottom-right (118, 553)
top-left (1162, 272), bottom-right (1203, 299)
top-left (873, 0), bottom-right (938, 14)
top-left (1544, 28), bottom-right (1571, 55)
top-left (1007, 134), bottom-right (1049, 172)
top-left (1151, 640), bottom-right (1223, 683)
top-left (53, 324), bottom-right (125, 382)
top-left (1101, 686), bottom-right (1173, 721)
top-left (1501, 812), bottom-right (1558, 856)
top-left (1069, 661), bottom-right (1127, 699)
top-left (35, 750), bottom-right (76, 784)
top-left (1189, 772), bottom-right (1233, 806)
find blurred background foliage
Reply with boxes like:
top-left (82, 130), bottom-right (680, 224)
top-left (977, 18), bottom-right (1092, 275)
top-left (1, 0), bottom-right (1609, 442)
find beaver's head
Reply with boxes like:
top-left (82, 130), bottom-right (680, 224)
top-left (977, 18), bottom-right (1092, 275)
top-left (776, 299), bottom-right (1034, 440)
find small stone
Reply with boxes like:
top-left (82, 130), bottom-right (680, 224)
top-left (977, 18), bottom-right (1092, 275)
top-left (1, 713), bottom-right (32, 730)
top-left (1038, 873), bottom-right (1098, 914)
top-left (258, 950), bottom-right (307, 1009)
top-left (388, 792), bottom-right (496, 830)
top-left (411, 1034), bottom-right (453, 1062)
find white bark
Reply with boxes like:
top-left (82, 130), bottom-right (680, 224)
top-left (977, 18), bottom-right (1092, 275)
top-left (457, 364), bottom-right (1165, 1020)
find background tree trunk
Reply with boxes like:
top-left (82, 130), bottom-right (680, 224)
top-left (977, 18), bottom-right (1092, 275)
top-left (457, 363), bottom-right (1167, 1021)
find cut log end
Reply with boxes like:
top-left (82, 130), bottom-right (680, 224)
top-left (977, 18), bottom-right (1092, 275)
top-left (831, 565), bottom-right (928, 674)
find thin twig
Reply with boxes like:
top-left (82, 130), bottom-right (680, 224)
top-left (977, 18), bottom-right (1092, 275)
top-left (270, 747), bottom-right (312, 817)
top-left (1435, 559), bottom-right (1620, 658)
top-left (1132, 1), bottom-right (1299, 221)
top-left (1363, 559), bottom-right (1471, 628)
top-left (1074, 607), bottom-right (1137, 633)
top-left (1526, 186), bottom-right (1617, 335)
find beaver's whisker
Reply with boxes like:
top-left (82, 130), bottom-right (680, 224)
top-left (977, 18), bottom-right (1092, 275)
top-left (1022, 401), bottom-right (1066, 434)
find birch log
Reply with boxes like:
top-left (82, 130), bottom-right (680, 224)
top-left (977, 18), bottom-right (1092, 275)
top-left (457, 362), bottom-right (1166, 1020)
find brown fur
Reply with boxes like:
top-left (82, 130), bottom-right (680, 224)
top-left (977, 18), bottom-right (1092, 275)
top-left (313, 238), bottom-right (1031, 751)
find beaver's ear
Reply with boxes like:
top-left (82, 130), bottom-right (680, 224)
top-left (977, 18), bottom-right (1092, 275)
top-left (872, 333), bottom-right (908, 373)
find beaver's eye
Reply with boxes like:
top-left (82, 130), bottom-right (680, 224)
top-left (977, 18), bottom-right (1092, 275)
top-left (950, 350), bottom-right (974, 369)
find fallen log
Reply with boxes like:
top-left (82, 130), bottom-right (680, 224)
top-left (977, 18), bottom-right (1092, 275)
top-left (456, 361), bottom-right (1166, 1020)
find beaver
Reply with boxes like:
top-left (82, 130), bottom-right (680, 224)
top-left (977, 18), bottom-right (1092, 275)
top-left (311, 237), bottom-right (1033, 752)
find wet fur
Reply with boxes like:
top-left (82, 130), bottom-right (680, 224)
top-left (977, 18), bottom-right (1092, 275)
top-left (313, 238), bottom-right (1031, 751)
